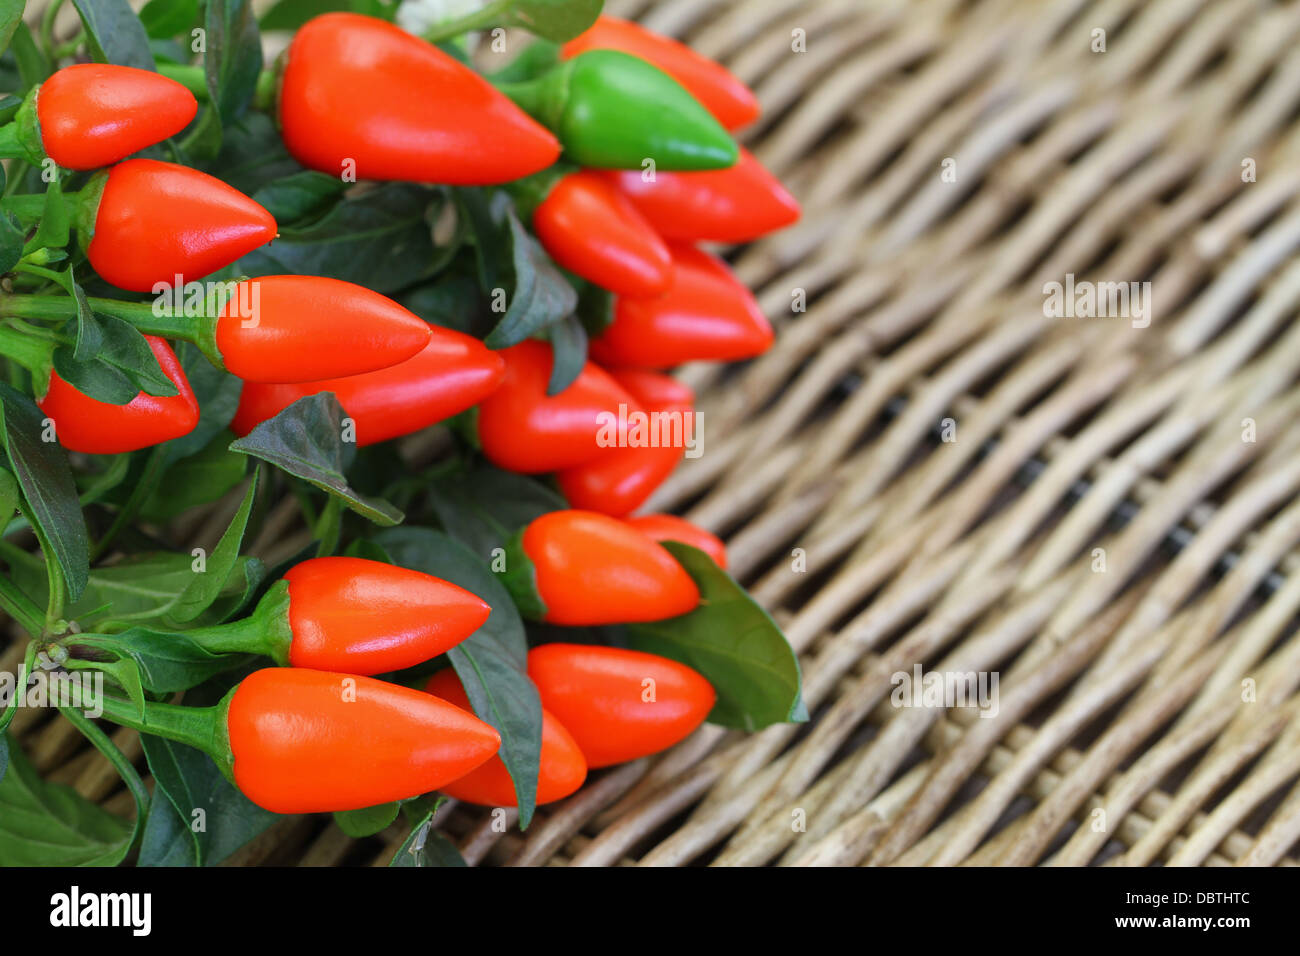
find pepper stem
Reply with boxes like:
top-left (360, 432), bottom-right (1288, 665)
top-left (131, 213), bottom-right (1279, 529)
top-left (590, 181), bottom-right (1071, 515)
top-left (97, 693), bottom-right (221, 758)
top-left (495, 59), bottom-right (574, 134)
top-left (423, 0), bottom-right (515, 43)
top-left (179, 581), bottom-right (293, 665)
top-left (0, 292), bottom-right (204, 344)
top-left (156, 64), bottom-right (279, 112)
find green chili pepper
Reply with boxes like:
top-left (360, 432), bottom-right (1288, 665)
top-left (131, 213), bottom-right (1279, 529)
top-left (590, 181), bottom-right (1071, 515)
top-left (497, 49), bottom-right (739, 172)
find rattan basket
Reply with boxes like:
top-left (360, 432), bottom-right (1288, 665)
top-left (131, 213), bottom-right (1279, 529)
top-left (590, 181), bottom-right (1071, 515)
top-left (8, 0), bottom-right (1300, 866)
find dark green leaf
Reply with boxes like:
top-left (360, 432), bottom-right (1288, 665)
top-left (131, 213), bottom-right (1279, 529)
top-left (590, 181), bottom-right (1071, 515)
top-left (229, 393), bottom-right (403, 525)
top-left (546, 312), bottom-right (587, 395)
top-left (72, 627), bottom-right (242, 694)
top-left (506, 0), bottom-right (602, 42)
top-left (0, 733), bottom-right (7, 784)
top-left (0, 383), bottom-right (89, 601)
top-left (575, 279), bottom-right (615, 337)
top-left (204, 0), bottom-right (262, 124)
top-left (137, 791), bottom-right (198, 865)
top-left (236, 184), bottom-right (438, 294)
top-left (140, 734), bottom-right (277, 865)
top-left (483, 202), bottom-right (577, 348)
top-left (251, 170), bottom-right (348, 223)
top-left (334, 802), bottom-right (399, 838)
top-left (427, 464), bottom-right (567, 557)
top-left (0, 736), bottom-right (132, 865)
top-left (261, 0), bottom-right (391, 31)
top-left (167, 470), bottom-right (257, 624)
top-left (0, 464), bottom-right (18, 524)
top-left (625, 543), bottom-right (806, 730)
top-left (377, 528), bottom-right (542, 827)
top-left (97, 315), bottom-right (177, 397)
top-left (202, 112), bottom-right (300, 196)
top-left (140, 0), bottom-right (199, 38)
top-left (72, 0), bottom-right (156, 70)
top-left (51, 347), bottom-right (138, 405)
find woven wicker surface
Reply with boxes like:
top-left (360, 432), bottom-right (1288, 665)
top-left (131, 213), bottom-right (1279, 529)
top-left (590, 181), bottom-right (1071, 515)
top-left (9, 0), bottom-right (1300, 866)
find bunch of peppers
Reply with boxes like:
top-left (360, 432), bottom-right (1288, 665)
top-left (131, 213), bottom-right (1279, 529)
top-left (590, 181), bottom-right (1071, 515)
top-left (0, 7), bottom-right (801, 832)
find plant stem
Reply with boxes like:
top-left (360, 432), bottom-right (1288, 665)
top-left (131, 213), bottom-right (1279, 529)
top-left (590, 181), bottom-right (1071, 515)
top-left (59, 704), bottom-right (150, 852)
top-left (156, 64), bottom-right (279, 111)
top-left (423, 0), bottom-right (514, 43)
top-left (0, 640), bottom-right (36, 733)
top-left (0, 292), bottom-right (202, 342)
top-left (40, 0), bottom-right (68, 62)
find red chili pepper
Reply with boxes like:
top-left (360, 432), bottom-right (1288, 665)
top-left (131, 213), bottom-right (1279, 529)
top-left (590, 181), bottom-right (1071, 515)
top-left (212, 275), bottom-right (432, 383)
top-left (626, 514), bottom-right (728, 570)
top-left (224, 668), bottom-right (501, 813)
top-left (279, 13), bottom-right (559, 184)
top-left (556, 369), bottom-right (693, 516)
top-left (32, 64), bottom-right (198, 171)
top-left (476, 340), bottom-right (642, 474)
top-left (230, 328), bottom-right (504, 443)
top-left (517, 509), bottom-right (699, 625)
top-left (599, 148), bottom-right (800, 243)
top-left (532, 170), bottom-right (673, 297)
top-left (36, 334), bottom-right (199, 454)
top-left (561, 16), bottom-right (760, 131)
top-left (527, 643), bottom-right (715, 767)
top-left (83, 158), bottom-right (277, 293)
top-left (424, 668), bottom-right (587, 807)
top-left (589, 243), bottom-right (774, 369)
top-left (223, 557), bottom-right (492, 675)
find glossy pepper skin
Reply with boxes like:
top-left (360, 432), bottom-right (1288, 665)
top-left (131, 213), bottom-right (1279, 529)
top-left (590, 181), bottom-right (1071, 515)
top-left (503, 50), bottom-right (738, 172)
top-left (600, 148), bottom-right (800, 243)
top-left (84, 159), bottom-right (276, 293)
top-left (528, 644), bottom-right (715, 768)
top-left (279, 13), bottom-right (559, 184)
top-left (556, 369), bottom-right (694, 517)
top-left (424, 669), bottom-right (587, 807)
top-left (626, 514), bottom-right (728, 570)
top-left (590, 244), bottom-right (774, 369)
top-left (213, 275), bottom-right (432, 383)
top-left (36, 335), bottom-right (199, 454)
top-left (476, 340), bottom-right (641, 474)
top-left (230, 329), bottom-right (504, 444)
top-left (224, 668), bottom-right (501, 814)
top-left (533, 170), bottom-right (672, 297)
top-left (266, 557), bottom-right (491, 674)
top-left (34, 64), bottom-right (197, 170)
top-left (562, 16), bottom-right (760, 131)
top-left (520, 510), bottom-right (700, 625)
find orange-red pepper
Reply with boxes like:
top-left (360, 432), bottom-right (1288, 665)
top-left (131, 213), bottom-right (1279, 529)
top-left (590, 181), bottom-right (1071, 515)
top-left (476, 340), bottom-right (642, 474)
top-left (556, 369), bottom-right (693, 516)
top-left (626, 514), bottom-right (728, 570)
top-left (532, 170), bottom-right (673, 297)
top-left (517, 509), bottom-right (699, 625)
top-left (528, 643), bottom-right (715, 767)
top-left (230, 328), bottom-right (504, 443)
top-left (279, 13), bottom-right (559, 184)
top-left (224, 668), bottom-right (502, 813)
top-left (424, 668), bottom-right (587, 808)
top-left (32, 64), bottom-right (198, 170)
top-left (599, 148), bottom-right (800, 243)
top-left (83, 159), bottom-right (277, 293)
top-left (590, 243), bottom-right (773, 369)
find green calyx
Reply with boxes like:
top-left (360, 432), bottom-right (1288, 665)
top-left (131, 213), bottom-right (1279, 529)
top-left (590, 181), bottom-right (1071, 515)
top-left (179, 579), bottom-right (294, 666)
top-left (0, 86), bottom-right (47, 165)
top-left (500, 529), bottom-right (548, 622)
top-left (500, 50), bottom-right (739, 172)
